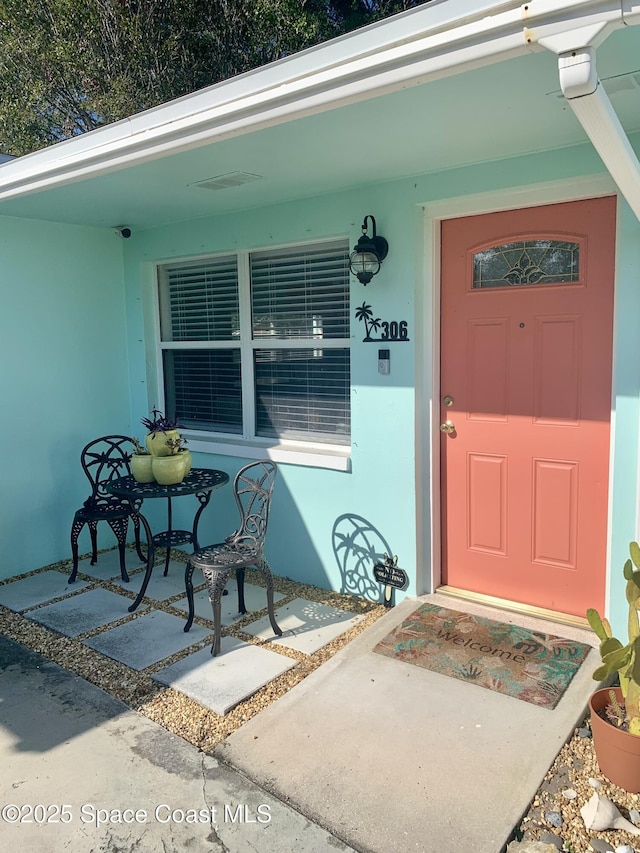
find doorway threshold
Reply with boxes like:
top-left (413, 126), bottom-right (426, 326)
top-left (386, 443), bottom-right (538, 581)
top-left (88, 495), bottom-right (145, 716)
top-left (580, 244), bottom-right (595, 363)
top-left (437, 585), bottom-right (589, 630)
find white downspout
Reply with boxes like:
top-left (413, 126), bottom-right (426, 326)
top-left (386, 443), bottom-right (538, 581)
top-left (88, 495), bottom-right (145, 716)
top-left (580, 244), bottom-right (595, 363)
top-left (530, 0), bottom-right (640, 223)
top-left (557, 46), bottom-right (640, 220)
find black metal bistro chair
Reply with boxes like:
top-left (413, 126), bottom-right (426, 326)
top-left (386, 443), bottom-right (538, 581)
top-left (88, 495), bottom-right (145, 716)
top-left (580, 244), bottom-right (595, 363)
top-left (69, 435), bottom-right (145, 584)
top-left (184, 460), bottom-right (283, 656)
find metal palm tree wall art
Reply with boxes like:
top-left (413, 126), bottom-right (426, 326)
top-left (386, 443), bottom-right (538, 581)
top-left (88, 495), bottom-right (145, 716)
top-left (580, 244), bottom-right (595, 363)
top-left (355, 302), bottom-right (410, 343)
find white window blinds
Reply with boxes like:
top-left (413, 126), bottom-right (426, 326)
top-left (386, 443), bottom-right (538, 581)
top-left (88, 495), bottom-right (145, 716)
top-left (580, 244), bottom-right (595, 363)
top-left (254, 348), bottom-right (350, 440)
top-left (157, 239), bottom-right (350, 445)
top-left (250, 241), bottom-right (350, 340)
top-left (159, 255), bottom-right (239, 342)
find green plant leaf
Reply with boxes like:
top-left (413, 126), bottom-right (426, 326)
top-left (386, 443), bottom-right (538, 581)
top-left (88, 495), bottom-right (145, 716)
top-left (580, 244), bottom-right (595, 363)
top-left (632, 635), bottom-right (640, 665)
top-left (630, 603), bottom-right (640, 643)
top-left (626, 661), bottom-right (640, 722)
top-left (600, 637), bottom-right (623, 657)
top-left (587, 608), bottom-right (611, 640)
top-left (602, 643), bottom-right (633, 672)
top-left (628, 574), bottom-right (640, 605)
top-left (631, 542), bottom-right (640, 569)
top-left (593, 662), bottom-right (616, 681)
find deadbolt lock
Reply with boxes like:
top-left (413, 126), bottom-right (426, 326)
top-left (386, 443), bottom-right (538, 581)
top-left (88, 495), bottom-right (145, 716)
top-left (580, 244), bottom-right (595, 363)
top-left (443, 395), bottom-right (454, 407)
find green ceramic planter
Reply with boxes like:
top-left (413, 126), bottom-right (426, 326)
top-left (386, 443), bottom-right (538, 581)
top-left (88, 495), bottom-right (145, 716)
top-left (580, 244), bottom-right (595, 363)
top-left (151, 453), bottom-right (187, 485)
top-left (130, 454), bottom-right (155, 483)
top-left (145, 429), bottom-right (181, 457)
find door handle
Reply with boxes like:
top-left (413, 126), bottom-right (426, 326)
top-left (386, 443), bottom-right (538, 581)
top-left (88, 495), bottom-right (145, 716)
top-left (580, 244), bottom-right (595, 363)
top-left (440, 421), bottom-right (456, 435)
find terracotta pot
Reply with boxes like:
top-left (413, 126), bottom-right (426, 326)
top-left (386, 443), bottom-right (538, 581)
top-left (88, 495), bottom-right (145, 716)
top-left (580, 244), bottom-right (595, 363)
top-left (130, 454), bottom-right (155, 483)
top-left (590, 687), bottom-right (640, 792)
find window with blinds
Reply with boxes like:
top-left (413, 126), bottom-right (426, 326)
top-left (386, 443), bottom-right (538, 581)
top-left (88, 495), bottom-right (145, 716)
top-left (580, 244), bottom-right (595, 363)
top-left (157, 239), bottom-right (351, 445)
top-left (159, 255), bottom-right (240, 341)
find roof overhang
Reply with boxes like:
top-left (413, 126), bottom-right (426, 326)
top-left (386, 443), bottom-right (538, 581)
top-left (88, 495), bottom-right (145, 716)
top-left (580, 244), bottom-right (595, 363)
top-left (0, 0), bottom-right (638, 227)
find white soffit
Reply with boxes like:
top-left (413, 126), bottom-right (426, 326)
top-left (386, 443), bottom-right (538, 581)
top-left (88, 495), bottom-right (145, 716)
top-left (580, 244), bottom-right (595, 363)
top-left (0, 0), bottom-right (636, 202)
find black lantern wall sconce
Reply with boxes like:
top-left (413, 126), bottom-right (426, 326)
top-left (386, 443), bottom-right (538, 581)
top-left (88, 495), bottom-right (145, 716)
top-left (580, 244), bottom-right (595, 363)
top-left (349, 215), bottom-right (389, 285)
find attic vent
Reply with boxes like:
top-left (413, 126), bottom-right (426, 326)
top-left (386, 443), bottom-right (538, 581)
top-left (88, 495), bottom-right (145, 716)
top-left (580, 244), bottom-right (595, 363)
top-left (192, 172), bottom-right (263, 191)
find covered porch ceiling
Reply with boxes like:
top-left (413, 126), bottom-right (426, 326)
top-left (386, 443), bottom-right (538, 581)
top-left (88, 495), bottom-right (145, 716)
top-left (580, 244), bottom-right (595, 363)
top-left (0, 10), bottom-right (638, 231)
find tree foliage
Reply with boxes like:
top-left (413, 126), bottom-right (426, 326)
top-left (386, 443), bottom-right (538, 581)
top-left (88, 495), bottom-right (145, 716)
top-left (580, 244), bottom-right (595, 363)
top-left (0, 0), bottom-right (426, 155)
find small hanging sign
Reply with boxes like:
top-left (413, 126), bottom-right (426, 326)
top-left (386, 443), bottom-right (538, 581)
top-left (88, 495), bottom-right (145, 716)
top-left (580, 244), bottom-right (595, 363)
top-left (373, 554), bottom-right (408, 608)
top-left (355, 302), bottom-right (411, 343)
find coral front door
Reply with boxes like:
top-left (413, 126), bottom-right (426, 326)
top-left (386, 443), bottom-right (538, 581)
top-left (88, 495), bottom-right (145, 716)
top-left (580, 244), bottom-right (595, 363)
top-left (440, 197), bottom-right (615, 618)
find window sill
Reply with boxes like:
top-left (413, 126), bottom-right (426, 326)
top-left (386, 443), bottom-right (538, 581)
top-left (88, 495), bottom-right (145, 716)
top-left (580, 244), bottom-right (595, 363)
top-left (183, 434), bottom-right (351, 472)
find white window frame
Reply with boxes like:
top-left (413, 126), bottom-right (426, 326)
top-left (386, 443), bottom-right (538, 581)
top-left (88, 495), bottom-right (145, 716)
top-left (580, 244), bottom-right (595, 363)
top-left (151, 238), bottom-right (352, 472)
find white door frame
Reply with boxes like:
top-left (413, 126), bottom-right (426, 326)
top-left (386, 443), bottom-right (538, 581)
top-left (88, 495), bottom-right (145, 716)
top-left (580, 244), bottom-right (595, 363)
top-left (415, 173), bottom-right (619, 603)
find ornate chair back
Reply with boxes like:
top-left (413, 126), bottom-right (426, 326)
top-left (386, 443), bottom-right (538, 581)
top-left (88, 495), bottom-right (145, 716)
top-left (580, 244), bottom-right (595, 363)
top-left (69, 434), bottom-right (140, 585)
top-left (80, 435), bottom-right (135, 506)
top-left (184, 459), bottom-right (281, 655)
top-left (228, 460), bottom-right (278, 553)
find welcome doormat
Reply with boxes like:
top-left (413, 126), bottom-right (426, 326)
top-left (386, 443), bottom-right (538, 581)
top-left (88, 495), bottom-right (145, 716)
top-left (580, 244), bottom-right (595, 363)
top-left (373, 603), bottom-right (592, 709)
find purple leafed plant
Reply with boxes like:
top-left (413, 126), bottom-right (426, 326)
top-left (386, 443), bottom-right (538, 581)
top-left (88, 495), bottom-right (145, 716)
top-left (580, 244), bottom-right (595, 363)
top-left (141, 407), bottom-right (180, 434)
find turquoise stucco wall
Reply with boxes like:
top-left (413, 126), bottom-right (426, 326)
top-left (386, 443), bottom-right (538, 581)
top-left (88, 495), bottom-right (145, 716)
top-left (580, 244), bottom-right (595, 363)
top-left (607, 200), bottom-right (640, 636)
top-left (122, 189), bottom-right (418, 598)
top-left (2, 130), bottom-right (639, 621)
top-left (121, 133), bottom-right (640, 612)
top-left (0, 217), bottom-right (130, 578)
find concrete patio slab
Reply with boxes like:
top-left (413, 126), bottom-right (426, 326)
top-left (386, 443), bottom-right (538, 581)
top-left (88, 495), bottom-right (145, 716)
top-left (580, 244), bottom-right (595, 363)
top-left (0, 560), bottom-right (601, 852)
top-left (25, 588), bottom-right (136, 637)
top-left (0, 570), bottom-right (89, 612)
top-left (152, 636), bottom-right (297, 715)
top-left (171, 580), bottom-right (286, 625)
top-left (115, 560), bottom-right (187, 601)
top-left (84, 610), bottom-right (210, 670)
top-left (244, 598), bottom-right (365, 654)
top-left (73, 548), bottom-right (144, 582)
top-left (217, 593), bottom-right (601, 853)
top-left (0, 635), bottom-right (353, 853)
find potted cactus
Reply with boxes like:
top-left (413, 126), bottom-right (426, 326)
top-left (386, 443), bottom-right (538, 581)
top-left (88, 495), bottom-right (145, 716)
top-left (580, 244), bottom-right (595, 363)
top-left (587, 541), bottom-right (640, 791)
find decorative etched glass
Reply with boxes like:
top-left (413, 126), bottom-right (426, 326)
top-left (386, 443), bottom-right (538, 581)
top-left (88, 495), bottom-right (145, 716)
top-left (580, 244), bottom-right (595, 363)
top-left (473, 240), bottom-right (580, 289)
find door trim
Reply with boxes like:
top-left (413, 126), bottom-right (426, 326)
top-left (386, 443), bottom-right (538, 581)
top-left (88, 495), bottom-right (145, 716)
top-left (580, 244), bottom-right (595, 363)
top-left (415, 173), bottom-right (619, 607)
top-left (436, 585), bottom-right (590, 630)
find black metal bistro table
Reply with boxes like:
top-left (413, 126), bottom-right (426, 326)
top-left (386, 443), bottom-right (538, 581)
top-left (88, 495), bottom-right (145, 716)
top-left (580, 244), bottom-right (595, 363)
top-left (105, 467), bottom-right (229, 612)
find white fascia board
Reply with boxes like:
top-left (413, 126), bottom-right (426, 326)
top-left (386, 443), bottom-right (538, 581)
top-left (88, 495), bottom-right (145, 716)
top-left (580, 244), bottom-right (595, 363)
top-left (0, 0), bottom-right (631, 201)
top-left (527, 0), bottom-right (640, 50)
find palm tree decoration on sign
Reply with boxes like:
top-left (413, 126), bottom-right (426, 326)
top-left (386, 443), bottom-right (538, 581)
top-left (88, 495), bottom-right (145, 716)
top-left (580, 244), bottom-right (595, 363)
top-left (355, 302), bottom-right (382, 341)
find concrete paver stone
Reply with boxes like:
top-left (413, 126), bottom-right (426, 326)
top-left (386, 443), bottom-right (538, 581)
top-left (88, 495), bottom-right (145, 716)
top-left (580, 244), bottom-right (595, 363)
top-left (153, 636), bottom-right (297, 714)
top-left (0, 571), bottom-right (89, 612)
top-left (84, 610), bottom-right (210, 670)
top-left (25, 588), bottom-right (137, 637)
top-left (171, 580), bottom-right (286, 626)
top-left (244, 597), bottom-right (365, 654)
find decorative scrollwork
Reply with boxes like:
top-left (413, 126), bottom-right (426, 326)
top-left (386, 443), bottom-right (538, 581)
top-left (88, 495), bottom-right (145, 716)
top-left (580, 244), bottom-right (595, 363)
top-left (473, 240), bottom-right (580, 289)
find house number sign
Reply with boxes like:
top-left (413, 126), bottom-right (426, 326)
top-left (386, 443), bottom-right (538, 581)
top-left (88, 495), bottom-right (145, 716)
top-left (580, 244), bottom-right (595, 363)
top-left (355, 302), bottom-right (411, 343)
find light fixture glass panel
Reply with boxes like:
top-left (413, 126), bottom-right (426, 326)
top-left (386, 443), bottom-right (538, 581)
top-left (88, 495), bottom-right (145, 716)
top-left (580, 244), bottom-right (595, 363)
top-left (350, 251), bottom-right (380, 276)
